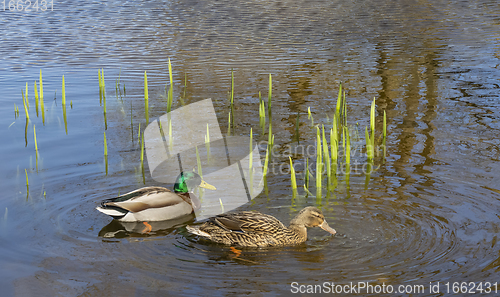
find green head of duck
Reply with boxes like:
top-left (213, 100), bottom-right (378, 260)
top-left (174, 171), bottom-right (217, 193)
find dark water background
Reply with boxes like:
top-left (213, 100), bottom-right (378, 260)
top-left (1, 0), bottom-right (500, 295)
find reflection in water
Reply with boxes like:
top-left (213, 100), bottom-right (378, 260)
top-left (0, 0), bottom-right (500, 295)
top-left (98, 214), bottom-right (195, 238)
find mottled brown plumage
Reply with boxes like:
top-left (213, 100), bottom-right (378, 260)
top-left (186, 206), bottom-right (336, 247)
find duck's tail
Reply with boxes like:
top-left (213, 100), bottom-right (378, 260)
top-left (96, 206), bottom-right (127, 220)
top-left (186, 225), bottom-right (211, 238)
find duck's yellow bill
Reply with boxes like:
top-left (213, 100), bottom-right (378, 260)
top-left (199, 180), bottom-right (216, 190)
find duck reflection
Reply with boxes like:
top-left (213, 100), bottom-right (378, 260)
top-left (98, 214), bottom-right (196, 238)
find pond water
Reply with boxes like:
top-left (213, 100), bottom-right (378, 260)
top-left (1, 0), bottom-right (500, 295)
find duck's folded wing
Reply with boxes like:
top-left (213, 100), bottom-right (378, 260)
top-left (103, 190), bottom-right (186, 213)
top-left (213, 211), bottom-right (285, 233)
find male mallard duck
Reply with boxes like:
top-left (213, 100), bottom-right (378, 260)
top-left (186, 206), bottom-right (336, 247)
top-left (96, 172), bottom-right (216, 222)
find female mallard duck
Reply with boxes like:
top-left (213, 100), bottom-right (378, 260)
top-left (186, 206), bottom-right (336, 247)
top-left (96, 172), bottom-right (216, 222)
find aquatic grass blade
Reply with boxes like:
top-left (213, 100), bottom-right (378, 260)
top-left (25, 83), bottom-right (29, 110)
top-left (138, 123), bottom-right (141, 144)
top-left (230, 69), bottom-right (234, 107)
top-left (167, 58), bottom-right (173, 113)
top-left (22, 90), bottom-right (29, 120)
top-left (308, 107), bottom-right (314, 126)
top-left (140, 132), bottom-right (145, 167)
top-left (345, 126), bottom-right (351, 165)
top-left (34, 81), bottom-right (39, 117)
top-left (267, 74), bottom-right (273, 147)
top-left (289, 157), bottom-right (297, 196)
top-left (322, 125), bottom-right (331, 188)
top-left (40, 70), bottom-right (45, 124)
top-left (370, 98), bottom-right (375, 136)
top-left (196, 146), bottom-right (203, 178)
top-left (144, 71), bottom-right (149, 123)
top-left (316, 127), bottom-right (322, 199)
top-left (335, 82), bottom-right (342, 118)
top-left (33, 125), bottom-right (38, 152)
top-left (98, 69), bottom-right (102, 105)
top-left (262, 146), bottom-right (269, 179)
top-left (62, 75), bottom-right (66, 106)
top-left (365, 126), bottom-right (372, 162)
top-left (104, 131), bottom-right (108, 156)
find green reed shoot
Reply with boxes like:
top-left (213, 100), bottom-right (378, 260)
top-left (227, 111), bottom-right (231, 135)
top-left (331, 116), bottom-right (338, 163)
top-left (262, 145), bottom-right (269, 179)
top-left (383, 110), bottom-right (387, 140)
top-left (24, 118), bottom-right (28, 147)
top-left (370, 98), bottom-right (375, 156)
top-left (335, 82), bottom-right (342, 118)
top-left (159, 119), bottom-right (164, 138)
top-left (167, 58), bottom-right (173, 113)
top-left (259, 92), bottom-right (266, 130)
top-left (343, 91), bottom-right (347, 127)
top-left (140, 132), bottom-right (145, 168)
top-left (205, 124), bottom-right (210, 156)
top-left (370, 98), bottom-right (375, 137)
top-left (130, 102), bottom-right (134, 141)
top-left (196, 146), bottom-right (202, 178)
top-left (365, 126), bottom-right (373, 161)
top-left (267, 74), bottom-right (273, 147)
top-left (14, 104), bottom-right (19, 118)
top-left (316, 127), bottom-right (322, 199)
top-left (230, 69), bottom-right (234, 108)
top-left (25, 83), bottom-right (29, 110)
top-left (39, 70), bottom-right (45, 124)
top-left (345, 126), bottom-right (351, 165)
top-left (205, 124), bottom-right (210, 144)
top-left (98, 69), bottom-right (102, 105)
top-left (144, 71), bottom-right (149, 123)
top-left (289, 157), bottom-right (298, 196)
top-left (34, 81), bottom-right (39, 117)
top-left (168, 118), bottom-right (173, 151)
top-left (259, 91), bottom-right (265, 119)
top-left (33, 125), bottom-right (38, 152)
top-left (104, 131), bottom-right (108, 156)
top-left (102, 69), bottom-right (107, 118)
top-left (25, 168), bottom-right (29, 190)
top-left (63, 100), bottom-right (68, 135)
top-left (322, 125), bottom-right (331, 186)
top-left (305, 158), bottom-right (310, 188)
top-left (61, 75), bottom-right (66, 106)
top-left (138, 122), bottom-right (141, 143)
top-left (308, 107), bottom-right (314, 126)
top-left (219, 198), bottom-right (225, 213)
top-left (22, 90), bottom-right (29, 120)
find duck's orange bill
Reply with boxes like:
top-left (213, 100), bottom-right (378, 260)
top-left (320, 221), bottom-right (336, 235)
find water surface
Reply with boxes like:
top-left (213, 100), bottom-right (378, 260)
top-left (1, 0), bottom-right (500, 295)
